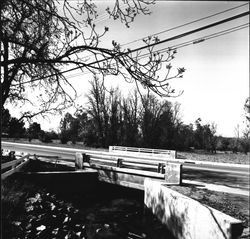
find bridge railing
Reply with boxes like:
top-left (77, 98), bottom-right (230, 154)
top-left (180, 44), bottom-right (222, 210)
top-left (109, 145), bottom-right (177, 159)
top-left (76, 152), bottom-right (182, 185)
top-left (1, 154), bottom-right (30, 179)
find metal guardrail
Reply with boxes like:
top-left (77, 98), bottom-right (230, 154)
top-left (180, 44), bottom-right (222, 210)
top-left (76, 152), bottom-right (182, 186)
top-left (109, 145), bottom-right (177, 158)
top-left (34, 151), bottom-right (174, 174)
top-left (88, 154), bottom-right (162, 172)
top-left (1, 154), bottom-right (30, 179)
top-left (77, 152), bottom-right (181, 177)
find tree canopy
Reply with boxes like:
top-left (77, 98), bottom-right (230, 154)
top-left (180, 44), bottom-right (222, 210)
top-left (1, 0), bottom-right (185, 120)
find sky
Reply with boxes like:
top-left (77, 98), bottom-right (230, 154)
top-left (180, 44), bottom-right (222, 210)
top-left (8, 1), bottom-right (249, 137)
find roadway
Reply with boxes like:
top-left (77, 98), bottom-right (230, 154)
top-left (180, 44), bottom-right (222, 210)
top-left (2, 141), bottom-right (249, 192)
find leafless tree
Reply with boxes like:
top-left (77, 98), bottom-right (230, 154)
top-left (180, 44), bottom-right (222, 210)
top-left (122, 90), bottom-right (141, 146)
top-left (1, 0), bottom-right (185, 120)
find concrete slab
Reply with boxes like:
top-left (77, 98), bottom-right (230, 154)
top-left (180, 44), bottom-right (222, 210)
top-left (144, 178), bottom-right (244, 239)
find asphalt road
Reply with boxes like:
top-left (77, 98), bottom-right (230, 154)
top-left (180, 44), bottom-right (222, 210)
top-left (2, 141), bottom-right (249, 191)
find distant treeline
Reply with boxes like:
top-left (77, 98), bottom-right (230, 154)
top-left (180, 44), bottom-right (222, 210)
top-left (2, 77), bottom-right (249, 154)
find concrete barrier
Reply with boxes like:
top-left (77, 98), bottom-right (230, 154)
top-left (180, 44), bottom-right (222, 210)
top-left (165, 162), bottom-right (182, 185)
top-left (144, 178), bottom-right (244, 239)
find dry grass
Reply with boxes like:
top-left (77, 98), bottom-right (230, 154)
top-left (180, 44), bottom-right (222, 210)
top-left (178, 151), bottom-right (249, 165)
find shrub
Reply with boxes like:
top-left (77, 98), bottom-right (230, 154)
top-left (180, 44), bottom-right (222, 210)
top-left (38, 131), bottom-right (52, 143)
top-left (59, 130), bottom-right (70, 144)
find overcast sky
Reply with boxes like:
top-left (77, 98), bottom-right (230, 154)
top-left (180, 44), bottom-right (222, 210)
top-left (9, 1), bottom-right (249, 137)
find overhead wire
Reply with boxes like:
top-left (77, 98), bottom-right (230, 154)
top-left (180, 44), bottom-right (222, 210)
top-left (68, 3), bottom-right (250, 62)
top-left (137, 23), bottom-right (249, 60)
top-left (62, 22), bottom-right (249, 79)
top-left (122, 2), bottom-right (249, 47)
top-left (12, 10), bottom-right (250, 85)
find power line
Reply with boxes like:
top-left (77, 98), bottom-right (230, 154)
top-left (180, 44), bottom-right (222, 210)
top-left (14, 10), bottom-right (249, 85)
top-left (128, 11), bottom-right (249, 54)
top-left (137, 23), bottom-right (249, 60)
top-left (61, 11), bottom-right (250, 73)
top-left (68, 3), bottom-right (250, 62)
top-left (122, 2), bottom-right (249, 46)
top-left (63, 23), bottom-right (249, 79)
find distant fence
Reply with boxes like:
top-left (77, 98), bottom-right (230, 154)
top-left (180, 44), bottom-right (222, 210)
top-left (109, 146), bottom-right (177, 159)
top-left (1, 154), bottom-right (30, 179)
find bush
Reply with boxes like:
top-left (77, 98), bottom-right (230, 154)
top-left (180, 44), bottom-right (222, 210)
top-left (239, 138), bottom-right (250, 154)
top-left (59, 130), bottom-right (70, 144)
top-left (38, 131), bottom-right (52, 143)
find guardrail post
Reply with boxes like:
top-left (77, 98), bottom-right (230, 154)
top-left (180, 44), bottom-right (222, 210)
top-left (157, 163), bottom-right (165, 174)
top-left (117, 158), bottom-right (123, 168)
top-left (164, 162), bottom-right (182, 185)
top-left (75, 153), bottom-right (84, 170)
top-left (9, 151), bottom-right (16, 161)
top-left (170, 151), bottom-right (177, 159)
top-left (9, 151), bottom-right (16, 168)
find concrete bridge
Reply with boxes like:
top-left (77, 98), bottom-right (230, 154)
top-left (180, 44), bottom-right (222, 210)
top-left (1, 143), bottom-right (247, 239)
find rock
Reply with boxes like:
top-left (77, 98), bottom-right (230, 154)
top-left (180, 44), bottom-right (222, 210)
top-left (128, 232), bottom-right (145, 238)
top-left (50, 202), bottom-right (56, 211)
top-left (209, 194), bottom-right (219, 202)
top-left (26, 223), bottom-right (32, 230)
top-left (74, 209), bottom-right (79, 214)
top-left (95, 228), bottom-right (117, 239)
top-left (141, 233), bottom-right (147, 238)
top-left (63, 216), bottom-right (69, 224)
top-left (64, 233), bottom-right (70, 239)
top-left (36, 225), bottom-right (46, 231)
top-left (67, 206), bottom-right (74, 212)
top-left (37, 213), bottom-right (46, 219)
top-left (12, 221), bottom-right (21, 226)
top-left (241, 227), bottom-right (250, 238)
top-left (26, 197), bottom-right (38, 205)
top-left (35, 193), bottom-right (42, 202)
top-left (96, 228), bottom-right (102, 233)
top-left (36, 228), bottom-right (52, 238)
top-left (25, 205), bottom-right (34, 212)
top-left (52, 228), bottom-right (59, 235)
top-left (76, 231), bottom-right (81, 237)
top-left (104, 224), bottom-right (110, 229)
top-left (28, 215), bottom-right (37, 224)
